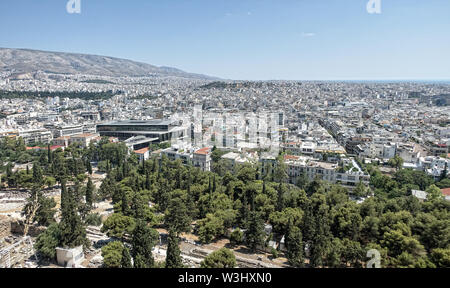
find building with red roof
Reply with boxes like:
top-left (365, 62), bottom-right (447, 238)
top-left (441, 188), bottom-right (450, 197)
top-left (134, 147), bottom-right (150, 162)
top-left (193, 147), bottom-right (212, 171)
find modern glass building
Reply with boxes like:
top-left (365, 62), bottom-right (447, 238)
top-left (96, 120), bottom-right (188, 142)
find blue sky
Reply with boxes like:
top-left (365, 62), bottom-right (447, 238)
top-left (0, 0), bottom-right (449, 80)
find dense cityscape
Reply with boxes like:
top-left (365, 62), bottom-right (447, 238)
top-left (0, 65), bottom-right (449, 269)
top-left (0, 1), bottom-right (449, 277)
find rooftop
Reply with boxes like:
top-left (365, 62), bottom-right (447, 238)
top-left (441, 188), bottom-right (450, 197)
top-left (71, 133), bottom-right (96, 138)
top-left (134, 147), bottom-right (150, 154)
top-left (98, 119), bottom-right (175, 126)
top-left (194, 147), bottom-right (211, 155)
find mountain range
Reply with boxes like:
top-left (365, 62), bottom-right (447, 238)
top-left (0, 48), bottom-right (216, 80)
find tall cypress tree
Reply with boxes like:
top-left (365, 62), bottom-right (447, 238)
top-left (246, 211), bottom-right (265, 252)
top-left (152, 158), bottom-right (157, 173)
top-left (47, 144), bottom-right (52, 164)
top-left (277, 182), bottom-right (284, 212)
top-left (72, 155), bottom-right (79, 176)
top-left (121, 189), bottom-right (130, 216)
top-left (305, 195), bottom-right (332, 268)
top-left (32, 162), bottom-right (43, 188)
top-left (85, 177), bottom-right (94, 210)
top-left (165, 230), bottom-right (183, 268)
top-left (187, 168), bottom-right (191, 195)
top-left (59, 186), bottom-right (87, 249)
top-left (286, 225), bottom-right (304, 267)
top-left (60, 179), bottom-right (68, 214)
top-left (131, 191), bottom-right (145, 220)
top-left (239, 193), bottom-right (250, 227)
top-left (86, 161), bottom-right (93, 175)
top-left (131, 220), bottom-right (158, 268)
top-left (145, 172), bottom-right (151, 190)
top-left (208, 176), bottom-right (212, 193)
top-left (122, 159), bottom-right (127, 178)
top-left (6, 163), bottom-right (15, 187)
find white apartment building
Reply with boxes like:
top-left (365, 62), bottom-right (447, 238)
top-left (53, 124), bottom-right (84, 138)
top-left (19, 129), bottom-right (52, 144)
top-left (193, 147), bottom-right (212, 172)
top-left (419, 156), bottom-right (449, 180)
top-left (284, 155), bottom-right (370, 188)
top-left (162, 146), bottom-right (193, 166)
top-left (69, 133), bottom-right (99, 147)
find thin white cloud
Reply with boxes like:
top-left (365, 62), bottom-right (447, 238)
top-left (302, 32), bottom-right (316, 37)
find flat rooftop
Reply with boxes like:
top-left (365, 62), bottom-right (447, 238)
top-left (97, 119), bottom-right (175, 126)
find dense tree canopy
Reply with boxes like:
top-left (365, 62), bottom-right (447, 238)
top-left (13, 139), bottom-right (447, 268)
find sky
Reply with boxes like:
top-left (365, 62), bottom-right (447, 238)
top-left (0, 0), bottom-right (449, 80)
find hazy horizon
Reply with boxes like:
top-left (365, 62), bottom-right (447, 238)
top-left (1, 0), bottom-right (449, 81)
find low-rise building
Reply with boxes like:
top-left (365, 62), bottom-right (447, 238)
top-left (53, 136), bottom-right (70, 147)
top-left (69, 133), bottom-right (99, 147)
top-left (18, 129), bottom-right (52, 144)
top-left (284, 155), bottom-right (370, 189)
top-left (193, 147), bottom-right (212, 171)
top-left (134, 147), bottom-right (150, 163)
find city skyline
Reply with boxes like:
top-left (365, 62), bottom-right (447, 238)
top-left (1, 0), bottom-right (450, 80)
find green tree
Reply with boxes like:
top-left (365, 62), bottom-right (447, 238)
top-left (303, 194), bottom-right (332, 267)
top-left (121, 246), bottom-right (133, 268)
top-left (101, 213), bottom-right (136, 240)
top-left (436, 178), bottom-right (450, 189)
top-left (331, 202), bottom-right (362, 241)
top-left (86, 161), bottom-right (93, 175)
top-left (35, 196), bottom-right (57, 226)
top-left (131, 220), bottom-right (159, 268)
top-left (286, 226), bottom-right (304, 267)
top-left (426, 184), bottom-right (443, 201)
top-left (274, 155), bottom-right (288, 183)
top-left (200, 248), bottom-right (236, 268)
top-left (85, 177), bottom-right (95, 210)
top-left (388, 155), bottom-right (404, 171)
top-left (165, 230), bottom-right (183, 268)
top-left (197, 213), bottom-right (224, 244)
top-left (430, 248), bottom-right (450, 268)
top-left (59, 190), bottom-right (88, 249)
top-left (101, 241), bottom-right (124, 268)
top-left (246, 211), bottom-right (265, 251)
top-left (32, 162), bottom-right (44, 188)
top-left (269, 208), bottom-right (303, 237)
top-left (230, 228), bottom-right (244, 246)
top-left (296, 173), bottom-right (309, 190)
top-left (381, 224), bottom-right (426, 261)
top-left (340, 238), bottom-right (365, 267)
top-left (34, 223), bottom-right (60, 261)
top-left (165, 191), bottom-right (192, 235)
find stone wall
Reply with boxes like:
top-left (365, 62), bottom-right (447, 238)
top-left (0, 216), bottom-right (11, 238)
top-left (10, 220), bottom-right (46, 237)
